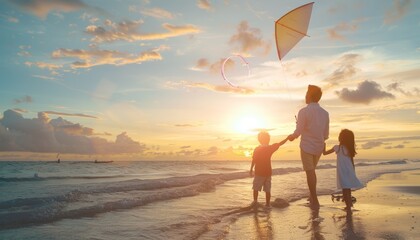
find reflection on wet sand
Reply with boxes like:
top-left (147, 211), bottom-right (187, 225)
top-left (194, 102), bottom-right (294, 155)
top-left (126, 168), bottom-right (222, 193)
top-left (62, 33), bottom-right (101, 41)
top-left (332, 210), bottom-right (366, 240)
top-left (253, 209), bottom-right (273, 239)
top-left (309, 208), bottom-right (325, 240)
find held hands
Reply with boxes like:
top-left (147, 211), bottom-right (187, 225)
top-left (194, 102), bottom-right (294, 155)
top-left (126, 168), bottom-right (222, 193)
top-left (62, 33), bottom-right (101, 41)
top-left (287, 134), bottom-right (296, 141)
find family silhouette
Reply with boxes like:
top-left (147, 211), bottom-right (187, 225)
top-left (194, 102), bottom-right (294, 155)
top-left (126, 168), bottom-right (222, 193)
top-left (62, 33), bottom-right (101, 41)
top-left (250, 84), bottom-right (362, 212)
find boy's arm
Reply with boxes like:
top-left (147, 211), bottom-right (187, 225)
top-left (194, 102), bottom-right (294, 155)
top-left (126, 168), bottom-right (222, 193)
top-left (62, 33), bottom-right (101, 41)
top-left (271, 137), bottom-right (289, 151)
top-left (249, 160), bottom-right (255, 177)
top-left (278, 137), bottom-right (289, 146)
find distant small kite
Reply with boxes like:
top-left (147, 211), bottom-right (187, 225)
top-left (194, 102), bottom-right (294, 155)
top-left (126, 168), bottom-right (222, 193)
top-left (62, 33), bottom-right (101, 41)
top-left (220, 55), bottom-right (251, 88)
top-left (221, 2), bottom-right (314, 88)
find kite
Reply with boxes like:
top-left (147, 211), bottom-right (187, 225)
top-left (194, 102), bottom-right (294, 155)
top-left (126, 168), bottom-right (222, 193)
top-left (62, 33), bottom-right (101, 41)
top-left (220, 2), bottom-right (313, 88)
top-left (221, 55), bottom-right (251, 88)
top-left (275, 2), bottom-right (314, 61)
top-left (273, 2), bottom-right (314, 123)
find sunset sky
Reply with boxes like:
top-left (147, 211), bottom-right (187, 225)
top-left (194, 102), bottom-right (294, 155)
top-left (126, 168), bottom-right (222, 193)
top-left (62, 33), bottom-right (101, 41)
top-left (0, 0), bottom-right (419, 161)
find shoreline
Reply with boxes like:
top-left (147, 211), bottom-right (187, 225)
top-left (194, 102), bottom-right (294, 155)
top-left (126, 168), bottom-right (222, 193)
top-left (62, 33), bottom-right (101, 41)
top-left (224, 169), bottom-right (420, 239)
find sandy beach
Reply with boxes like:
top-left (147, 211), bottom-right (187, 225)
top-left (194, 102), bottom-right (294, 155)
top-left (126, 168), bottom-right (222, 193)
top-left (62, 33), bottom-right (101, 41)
top-left (225, 169), bottom-right (420, 240)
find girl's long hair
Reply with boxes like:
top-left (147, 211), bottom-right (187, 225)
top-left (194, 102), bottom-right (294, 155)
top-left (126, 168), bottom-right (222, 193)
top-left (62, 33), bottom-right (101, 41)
top-left (339, 129), bottom-right (357, 160)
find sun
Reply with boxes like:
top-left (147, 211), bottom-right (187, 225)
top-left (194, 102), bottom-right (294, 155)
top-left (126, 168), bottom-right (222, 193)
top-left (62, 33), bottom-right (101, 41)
top-left (234, 114), bottom-right (267, 134)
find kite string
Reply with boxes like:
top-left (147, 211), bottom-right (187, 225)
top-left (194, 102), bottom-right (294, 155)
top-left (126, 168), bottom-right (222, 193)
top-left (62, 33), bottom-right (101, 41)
top-left (272, 60), bottom-right (298, 161)
top-left (279, 60), bottom-right (293, 103)
top-left (279, 60), bottom-right (298, 121)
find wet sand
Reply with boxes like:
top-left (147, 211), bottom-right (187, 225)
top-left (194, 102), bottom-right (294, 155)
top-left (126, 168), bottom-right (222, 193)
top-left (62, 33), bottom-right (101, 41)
top-left (225, 169), bottom-right (420, 239)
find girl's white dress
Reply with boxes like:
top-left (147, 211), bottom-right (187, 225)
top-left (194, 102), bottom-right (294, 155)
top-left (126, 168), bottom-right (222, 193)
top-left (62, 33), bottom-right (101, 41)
top-left (334, 145), bottom-right (364, 190)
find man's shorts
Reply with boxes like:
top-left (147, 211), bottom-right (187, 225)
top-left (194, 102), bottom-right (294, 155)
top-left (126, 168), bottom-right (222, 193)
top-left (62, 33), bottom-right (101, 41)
top-left (252, 175), bottom-right (271, 192)
top-left (300, 149), bottom-right (321, 171)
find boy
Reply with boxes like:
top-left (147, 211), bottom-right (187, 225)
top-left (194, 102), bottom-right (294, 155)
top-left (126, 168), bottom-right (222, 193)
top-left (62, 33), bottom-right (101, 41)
top-left (250, 131), bottom-right (288, 207)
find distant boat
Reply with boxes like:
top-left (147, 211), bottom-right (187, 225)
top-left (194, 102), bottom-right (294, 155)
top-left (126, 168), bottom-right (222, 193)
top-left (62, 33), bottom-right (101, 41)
top-left (94, 159), bottom-right (113, 163)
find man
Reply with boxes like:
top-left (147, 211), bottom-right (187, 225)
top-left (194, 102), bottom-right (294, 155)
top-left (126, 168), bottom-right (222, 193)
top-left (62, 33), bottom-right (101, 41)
top-left (288, 85), bottom-right (329, 208)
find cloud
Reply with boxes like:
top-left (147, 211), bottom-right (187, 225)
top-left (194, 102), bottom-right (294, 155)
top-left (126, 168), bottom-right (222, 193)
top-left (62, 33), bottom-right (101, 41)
top-left (85, 20), bottom-right (201, 43)
top-left (25, 61), bottom-right (62, 71)
top-left (112, 132), bottom-right (145, 153)
top-left (52, 47), bottom-right (162, 68)
top-left (9, 16), bottom-right (19, 23)
top-left (172, 81), bottom-right (255, 94)
top-left (8, 0), bottom-right (87, 19)
top-left (0, 13), bottom-right (19, 23)
top-left (13, 108), bottom-right (28, 113)
top-left (209, 58), bottom-right (230, 74)
top-left (206, 146), bottom-right (219, 156)
top-left (32, 75), bottom-right (57, 81)
top-left (339, 113), bottom-right (373, 123)
top-left (229, 21), bottom-right (270, 56)
top-left (336, 80), bottom-right (395, 104)
top-left (364, 136), bottom-right (420, 143)
top-left (192, 58), bottom-right (232, 75)
top-left (384, 144), bottom-right (405, 149)
top-left (0, 109), bottom-right (146, 154)
top-left (327, 18), bottom-right (366, 41)
top-left (140, 7), bottom-right (175, 19)
top-left (14, 95), bottom-right (33, 104)
top-left (42, 111), bottom-right (98, 119)
top-left (174, 123), bottom-right (199, 127)
top-left (361, 141), bottom-right (383, 149)
top-left (197, 0), bottom-right (212, 11)
top-left (384, 0), bottom-right (412, 24)
top-left (359, 135), bottom-right (420, 150)
top-left (328, 3), bottom-right (357, 14)
top-left (386, 82), bottom-right (420, 97)
top-left (192, 58), bottom-right (210, 70)
top-left (128, 5), bottom-right (176, 19)
top-left (51, 117), bottom-right (94, 136)
top-left (323, 53), bottom-right (362, 87)
top-left (18, 45), bottom-right (31, 57)
top-left (80, 12), bottom-right (100, 24)
top-left (176, 148), bottom-right (204, 157)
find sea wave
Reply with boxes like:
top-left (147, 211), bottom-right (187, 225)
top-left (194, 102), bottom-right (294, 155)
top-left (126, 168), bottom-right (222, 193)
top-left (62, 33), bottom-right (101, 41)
top-left (0, 175), bottom-right (127, 182)
top-left (0, 179), bottom-right (218, 230)
top-left (0, 160), bottom-right (412, 230)
top-left (355, 159), bottom-right (408, 167)
top-left (0, 167), bottom-right (304, 229)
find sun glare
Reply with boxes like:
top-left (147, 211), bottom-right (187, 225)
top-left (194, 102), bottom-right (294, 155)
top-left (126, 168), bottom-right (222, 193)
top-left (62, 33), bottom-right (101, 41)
top-left (234, 115), bottom-right (266, 134)
top-left (244, 150), bottom-right (252, 158)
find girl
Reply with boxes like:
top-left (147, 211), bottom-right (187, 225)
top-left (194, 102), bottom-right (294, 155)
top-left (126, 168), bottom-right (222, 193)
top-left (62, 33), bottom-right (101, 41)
top-left (323, 129), bottom-right (363, 210)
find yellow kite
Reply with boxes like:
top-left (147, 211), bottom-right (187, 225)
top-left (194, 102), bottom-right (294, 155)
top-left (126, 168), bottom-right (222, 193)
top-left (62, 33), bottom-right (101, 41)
top-left (275, 2), bottom-right (314, 60)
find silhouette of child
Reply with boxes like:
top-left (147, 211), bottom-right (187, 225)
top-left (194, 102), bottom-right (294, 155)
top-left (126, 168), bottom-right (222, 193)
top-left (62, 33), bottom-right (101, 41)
top-left (323, 129), bottom-right (363, 211)
top-left (250, 131), bottom-right (288, 207)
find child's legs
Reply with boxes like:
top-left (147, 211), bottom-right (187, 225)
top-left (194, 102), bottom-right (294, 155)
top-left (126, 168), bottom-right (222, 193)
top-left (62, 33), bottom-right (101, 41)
top-left (253, 176), bottom-right (265, 202)
top-left (342, 188), bottom-right (352, 208)
top-left (253, 190), bottom-right (258, 202)
top-left (265, 191), bottom-right (271, 206)
top-left (262, 176), bottom-right (272, 206)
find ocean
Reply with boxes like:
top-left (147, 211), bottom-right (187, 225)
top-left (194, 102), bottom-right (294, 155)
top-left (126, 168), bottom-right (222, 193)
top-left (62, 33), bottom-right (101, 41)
top-left (1, 159), bottom-right (419, 239)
